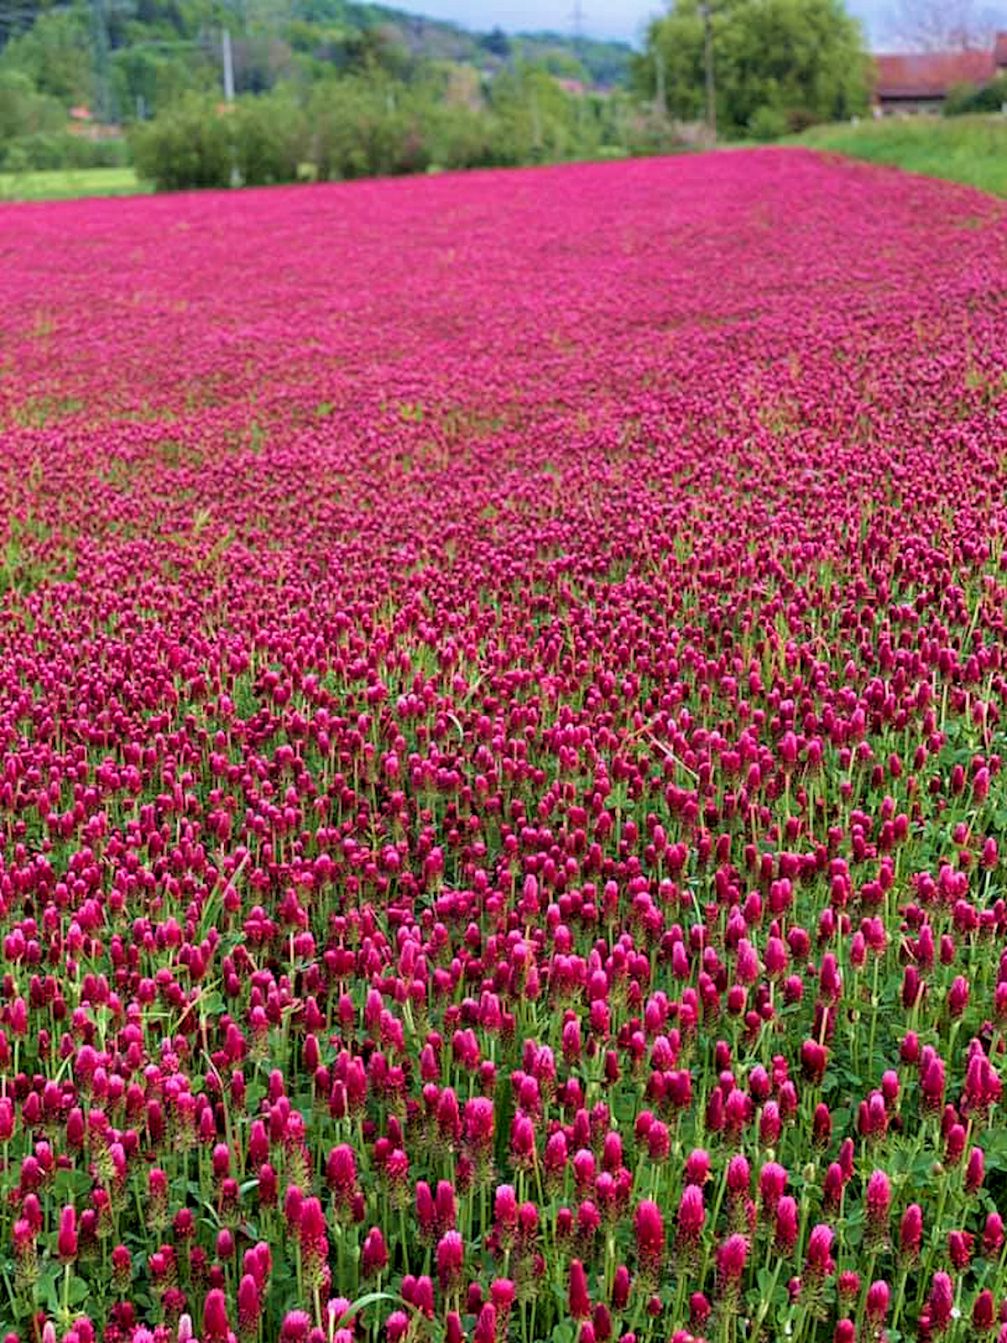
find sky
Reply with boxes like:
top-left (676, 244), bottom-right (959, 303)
top-left (384, 0), bottom-right (886, 45)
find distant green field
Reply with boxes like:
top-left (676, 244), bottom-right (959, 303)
top-left (793, 114), bottom-right (1007, 196)
top-left (0, 167), bottom-right (146, 203)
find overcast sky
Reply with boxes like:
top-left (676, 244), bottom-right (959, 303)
top-left (388, 0), bottom-right (887, 44)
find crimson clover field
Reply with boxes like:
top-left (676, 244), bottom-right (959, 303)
top-left (0, 150), bottom-right (1005, 1343)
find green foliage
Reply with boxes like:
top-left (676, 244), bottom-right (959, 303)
top-left (480, 27), bottom-right (511, 60)
top-left (636, 0), bottom-right (870, 138)
top-left (485, 65), bottom-right (625, 165)
top-left (943, 74), bottom-right (1007, 117)
top-left (0, 8), bottom-right (95, 105)
top-left (0, 0), bottom-right (632, 125)
top-left (0, 0), bottom-right (636, 183)
top-left (112, 44), bottom-right (217, 119)
top-left (793, 113), bottom-right (1007, 197)
top-left (130, 93), bottom-right (232, 189)
top-left (231, 88), bottom-right (307, 184)
top-left (510, 33), bottom-right (632, 88)
top-left (423, 101), bottom-right (509, 171)
top-left (2, 129), bottom-right (130, 171)
top-left (0, 69), bottom-right (131, 171)
top-left (748, 103), bottom-right (789, 140)
top-left (128, 64), bottom-right (635, 191)
top-left (0, 69), bottom-right (64, 140)
top-left (309, 76), bottom-right (431, 179)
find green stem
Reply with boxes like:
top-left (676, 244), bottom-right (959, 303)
top-left (890, 1263), bottom-right (910, 1335)
top-left (751, 1258), bottom-right (784, 1339)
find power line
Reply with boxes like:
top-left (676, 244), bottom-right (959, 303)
top-left (570, 0), bottom-right (585, 42)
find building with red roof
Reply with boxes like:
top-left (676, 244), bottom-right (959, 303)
top-left (873, 35), bottom-right (1007, 113)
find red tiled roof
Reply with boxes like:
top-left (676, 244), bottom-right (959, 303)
top-left (995, 31), bottom-right (1007, 67)
top-left (873, 50), bottom-right (996, 98)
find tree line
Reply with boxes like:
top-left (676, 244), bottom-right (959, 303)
top-left (129, 72), bottom-right (646, 190)
top-left (6, 0), bottom-right (996, 190)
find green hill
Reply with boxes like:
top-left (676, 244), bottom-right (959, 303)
top-left (0, 0), bottom-right (632, 133)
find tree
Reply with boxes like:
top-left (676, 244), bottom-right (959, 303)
top-left (0, 68), bottom-right (63, 138)
top-left (882, 0), bottom-right (1004, 51)
top-left (0, 7), bottom-right (94, 105)
top-left (488, 64), bottom-right (591, 163)
top-left (112, 44), bottom-right (216, 120)
top-left (480, 26), bottom-right (511, 59)
top-left (635, 0), bottom-right (870, 138)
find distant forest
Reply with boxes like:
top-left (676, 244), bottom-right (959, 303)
top-left (0, 0), bottom-right (633, 125)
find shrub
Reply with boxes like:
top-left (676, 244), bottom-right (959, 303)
top-left (622, 109), bottom-right (710, 156)
top-left (129, 71), bottom-right (638, 191)
top-left (0, 70), bottom-right (64, 142)
top-left (130, 95), bottom-right (233, 191)
top-left (943, 75), bottom-right (1007, 116)
top-left (309, 79), bottom-right (435, 181)
top-left (1, 130), bottom-right (129, 173)
top-left (749, 104), bottom-right (789, 140)
top-left (231, 92), bottom-right (306, 186)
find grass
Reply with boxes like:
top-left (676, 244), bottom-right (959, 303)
top-left (792, 113), bottom-right (1007, 196)
top-left (0, 166), bottom-right (147, 203)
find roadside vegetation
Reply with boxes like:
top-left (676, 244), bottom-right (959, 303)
top-left (793, 114), bottom-right (1007, 196)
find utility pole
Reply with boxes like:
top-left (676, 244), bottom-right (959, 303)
top-left (530, 88), bottom-right (543, 159)
top-left (569, 0), bottom-right (587, 136)
top-left (654, 45), bottom-right (667, 118)
top-left (90, 0), bottom-right (113, 123)
top-left (221, 23), bottom-right (238, 187)
top-left (222, 26), bottom-right (235, 102)
top-left (701, 0), bottom-right (716, 141)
